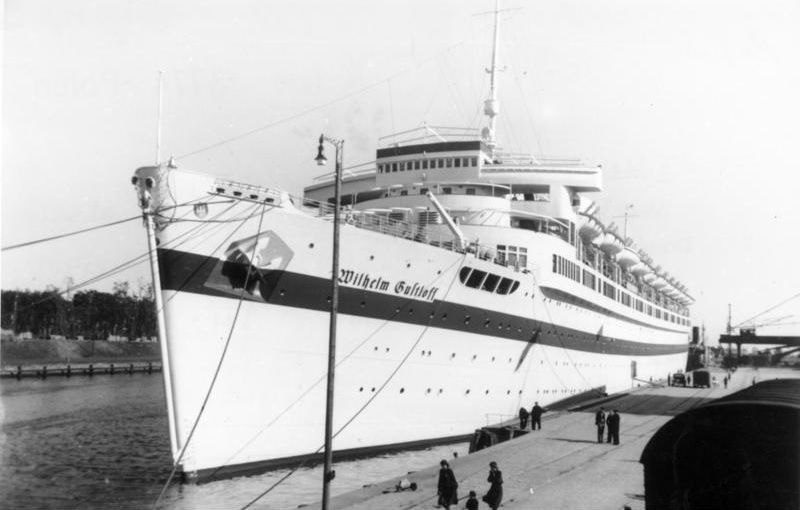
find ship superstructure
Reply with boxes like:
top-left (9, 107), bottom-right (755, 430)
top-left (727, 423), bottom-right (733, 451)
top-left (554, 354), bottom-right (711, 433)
top-left (132, 7), bottom-right (692, 482)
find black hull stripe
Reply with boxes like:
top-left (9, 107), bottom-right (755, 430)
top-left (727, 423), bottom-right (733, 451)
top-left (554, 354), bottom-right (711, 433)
top-left (158, 248), bottom-right (687, 357)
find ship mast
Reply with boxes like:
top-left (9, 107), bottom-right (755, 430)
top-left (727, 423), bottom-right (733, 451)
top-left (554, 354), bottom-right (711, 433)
top-left (483, 0), bottom-right (502, 152)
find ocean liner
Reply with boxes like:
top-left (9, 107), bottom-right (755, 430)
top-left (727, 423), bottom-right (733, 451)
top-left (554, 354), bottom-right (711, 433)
top-left (132, 9), bottom-right (692, 482)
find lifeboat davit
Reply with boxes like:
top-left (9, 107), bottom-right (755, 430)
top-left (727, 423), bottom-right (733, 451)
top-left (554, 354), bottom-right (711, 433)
top-left (616, 246), bottom-right (640, 269)
top-left (578, 215), bottom-right (603, 241)
top-left (598, 232), bottom-right (624, 256)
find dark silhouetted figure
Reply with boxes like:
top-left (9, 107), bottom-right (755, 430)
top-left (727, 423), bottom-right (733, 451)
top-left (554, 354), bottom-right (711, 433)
top-left (518, 406), bottom-right (529, 429)
top-left (595, 407), bottom-right (606, 443)
top-left (607, 409), bottom-right (621, 445)
top-left (482, 461), bottom-right (503, 510)
top-left (530, 402), bottom-right (544, 430)
top-left (465, 490), bottom-right (479, 510)
top-left (437, 459), bottom-right (458, 509)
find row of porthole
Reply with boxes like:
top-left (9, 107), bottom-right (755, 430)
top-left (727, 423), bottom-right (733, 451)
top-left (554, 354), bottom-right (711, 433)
top-left (358, 387), bottom-right (525, 395)
top-left (355, 387), bottom-right (597, 396)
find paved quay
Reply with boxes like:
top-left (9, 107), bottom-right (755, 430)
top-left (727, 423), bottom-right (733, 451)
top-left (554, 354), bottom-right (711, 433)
top-left (302, 368), bottom-right (794, 510)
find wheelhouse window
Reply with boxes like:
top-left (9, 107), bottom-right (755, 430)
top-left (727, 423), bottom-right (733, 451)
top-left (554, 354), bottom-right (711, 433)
top-left (497, 245), bottom-right (528, 269)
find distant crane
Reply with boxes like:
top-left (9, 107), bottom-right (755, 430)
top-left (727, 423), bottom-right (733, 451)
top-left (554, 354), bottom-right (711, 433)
top-left (719, 294), bottom-right (800, 363)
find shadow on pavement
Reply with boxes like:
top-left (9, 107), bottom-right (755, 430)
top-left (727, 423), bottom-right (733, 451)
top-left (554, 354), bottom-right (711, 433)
top-left (578, 394), bottom-right (716, 416)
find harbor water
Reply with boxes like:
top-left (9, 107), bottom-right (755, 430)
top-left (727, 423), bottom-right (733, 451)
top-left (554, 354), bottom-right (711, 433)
top-left (0, 374), bottom-right (469, 509)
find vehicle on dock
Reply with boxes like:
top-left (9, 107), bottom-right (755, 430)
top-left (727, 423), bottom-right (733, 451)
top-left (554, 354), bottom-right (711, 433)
top-left (690, 369), bottom-right (711, 388)
top-left (671, 372), bottom-right (687, 387)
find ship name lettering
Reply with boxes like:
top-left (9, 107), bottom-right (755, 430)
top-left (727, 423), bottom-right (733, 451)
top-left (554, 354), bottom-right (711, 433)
top-left (338, 269), bottom-right (390, 292)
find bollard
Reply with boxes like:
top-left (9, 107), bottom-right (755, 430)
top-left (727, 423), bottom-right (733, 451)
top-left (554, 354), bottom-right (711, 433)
top-left (110, 363), bottom-right (115, 375)
top-left (66, 364), bottom-right (71, 378)
top-left (42, 366), bottom-right (47, 379)
top-left (88, 364), bottom-right (94, 377)
top-left (148, 362), bottom-right (153, 375)
top-left (129, 363), bottom-right (134, 375)
top-left (16, 365), bottom-right (22, 380)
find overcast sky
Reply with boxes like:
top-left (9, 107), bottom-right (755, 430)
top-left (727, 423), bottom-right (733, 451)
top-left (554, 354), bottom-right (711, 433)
top-left (3, 0), bottom-right (799, 342)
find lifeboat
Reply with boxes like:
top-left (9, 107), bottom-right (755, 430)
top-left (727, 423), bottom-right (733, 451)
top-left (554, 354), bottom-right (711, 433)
top-left (598, 232), bottom-right (624, 256)
top-left (630, 262), bottom-right (651, 277)
top-left (652, 276), bottom-right (668, 290)
top-left (578, 215), bottom-right (603, 241)
top-left (642, 270), bottom-right (658, 284)
top-left (616, 246), bottom-right (640, 269)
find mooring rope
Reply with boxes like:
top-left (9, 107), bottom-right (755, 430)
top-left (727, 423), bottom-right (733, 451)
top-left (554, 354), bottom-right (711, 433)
top-left (152, 201), bottom-right (270, 510)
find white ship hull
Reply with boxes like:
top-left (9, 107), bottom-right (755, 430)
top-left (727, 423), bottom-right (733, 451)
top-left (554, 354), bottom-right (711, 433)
top-left (135, 166), bottom-right (689, 480)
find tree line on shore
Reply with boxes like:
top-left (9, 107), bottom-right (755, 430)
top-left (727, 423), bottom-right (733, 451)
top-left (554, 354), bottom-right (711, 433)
top-left (1, 281), bottom-right (156, 341)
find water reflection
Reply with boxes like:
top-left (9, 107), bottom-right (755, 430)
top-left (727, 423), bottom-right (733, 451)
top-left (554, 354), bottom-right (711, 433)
top-left (0, 375), bottom-right (467, 509)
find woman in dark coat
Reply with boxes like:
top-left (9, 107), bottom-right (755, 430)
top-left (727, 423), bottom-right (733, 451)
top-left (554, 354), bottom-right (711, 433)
top-left (437, 459), bottom-right (458, 509)
top-left (483, 461), bottom-right (503, 510)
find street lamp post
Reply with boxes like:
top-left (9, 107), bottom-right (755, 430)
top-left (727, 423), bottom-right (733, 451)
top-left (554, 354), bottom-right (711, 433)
top-left (314, 133), bottom-right (344, 510)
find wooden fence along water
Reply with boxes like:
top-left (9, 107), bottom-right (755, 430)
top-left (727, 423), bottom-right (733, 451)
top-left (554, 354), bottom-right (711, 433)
top-left (1, 361), bottom-right (162, 379)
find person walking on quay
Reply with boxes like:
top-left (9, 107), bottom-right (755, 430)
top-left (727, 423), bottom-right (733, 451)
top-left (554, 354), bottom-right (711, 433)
top-left (607, 409), bottom-right (621, 445)
top-left (595, 407), bottom-right (606, 443)
top-left (465, 490), bottom-right (479, 510)
top-left (482, 461), bottom-right (503, 510)
top-left (518, 406), bottom-right (529, 429)
top-left (437, 459), bottom-right (458, 509)
top-left (530, 402), bottom-right (544, 430)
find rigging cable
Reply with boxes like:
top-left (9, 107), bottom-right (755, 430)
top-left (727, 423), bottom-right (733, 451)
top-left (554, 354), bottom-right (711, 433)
top-left (174, 41), bottom-right (467, 162)
top-left (732, 292), bottom-right (800, 330)
top-left (237, 252), bottom-right (467, 510)
top-left (206, 252), bottom-right (469, 481)
top-left (11, 198), bottom-right (243, 315)
top-left (1, 215), bottom-right (142, 252)
top-left (152, 201), bottom-right (270, 510)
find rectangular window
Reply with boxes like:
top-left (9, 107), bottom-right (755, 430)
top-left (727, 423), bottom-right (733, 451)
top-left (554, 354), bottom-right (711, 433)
top-left (443, 187), bottom-right (452, 194)
top-left (422, 160), bottom-right (428, 169)
top-left (392, 163), bottom-right (397, 172)
top-left (552, 254), bottom-right (557, 272)
top-left (454, 158), bottom-right (461, 168)
top-left (446, 158), bottom-right (453, 168)
top-left (420, 187), bottom-right (429, 195)
top-left (466, 188), bottom-right (476, 195)
top-left (482, 273), bottom-right (501, 292)
top-left (399, 190), bottom-right (408, 196)
top-left (471, 157), bottom-right (478, 167)
top-left (414, 160), bottom-right (420, 170)
top-left (466, 269), bottom-right (487, 288)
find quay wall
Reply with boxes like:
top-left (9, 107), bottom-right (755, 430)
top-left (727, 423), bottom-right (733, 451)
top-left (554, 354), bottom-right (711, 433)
top-left (1, 338), bottom-right (161, 367)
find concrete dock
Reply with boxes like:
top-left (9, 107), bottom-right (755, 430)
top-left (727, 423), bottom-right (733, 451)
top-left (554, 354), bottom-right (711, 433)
top-left (304, 367), bottom-right (796, 510)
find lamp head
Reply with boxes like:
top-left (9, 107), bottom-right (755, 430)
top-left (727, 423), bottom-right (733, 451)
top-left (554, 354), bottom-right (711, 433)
top-left (315, 134), bottom-right (327, 166)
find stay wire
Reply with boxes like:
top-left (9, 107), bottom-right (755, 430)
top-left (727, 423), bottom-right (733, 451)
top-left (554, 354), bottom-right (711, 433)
top-left (1, 215), bottom-right (142, 252)
top-left (237, 253), bottom-right (467, 510)
top-left (11, 198), bottom-right (240, 315)
top-left (208, 252), bottom-right (467, 482)
top-left (0, 195), bottom-right (218, 253)
top-left (732, 292), bottom-right (800, 329)
top-left (152, 201), bottom-right (269, 510)
top-left (175, 42), bottom-right (466, 161)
